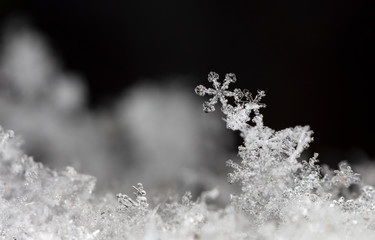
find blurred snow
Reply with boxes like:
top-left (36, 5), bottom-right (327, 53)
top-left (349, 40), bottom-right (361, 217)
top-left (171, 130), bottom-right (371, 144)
top-left (350, 150), bottom-right (375, 186)
top-left (116, 82), bottom-right (234, 198)
top-left (0, 23), bottom-right (56, 100)
top-left (0, 20), bottom-right (234, 197)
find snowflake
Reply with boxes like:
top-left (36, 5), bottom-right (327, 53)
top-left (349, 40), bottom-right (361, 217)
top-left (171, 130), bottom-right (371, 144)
top-left (194, 72), bottom-right (248, 113)
top-left (195, 72), bottom-right (266, 132)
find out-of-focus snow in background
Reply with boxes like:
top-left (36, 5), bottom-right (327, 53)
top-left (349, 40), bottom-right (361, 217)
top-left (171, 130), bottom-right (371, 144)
top-left (0, 20), bottom-right (235, 199)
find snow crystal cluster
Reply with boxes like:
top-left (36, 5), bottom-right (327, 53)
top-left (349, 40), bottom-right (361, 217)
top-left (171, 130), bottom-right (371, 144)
top-left (195, 72), bottom-right (375, 238)
top-left (1, 67), bottom-right (375, 239)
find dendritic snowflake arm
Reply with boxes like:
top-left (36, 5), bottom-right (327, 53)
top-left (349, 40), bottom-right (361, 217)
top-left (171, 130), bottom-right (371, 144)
top-left (287, 126), bottom-right (314, 162)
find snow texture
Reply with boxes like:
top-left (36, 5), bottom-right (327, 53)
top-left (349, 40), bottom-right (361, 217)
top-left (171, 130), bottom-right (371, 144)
top-left (1, 70), bottom-right (375, 239)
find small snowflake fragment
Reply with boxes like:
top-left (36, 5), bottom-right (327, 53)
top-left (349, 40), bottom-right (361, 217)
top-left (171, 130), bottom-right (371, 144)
top-left (0, 129), bottom-right (14, 146)
top-left (117, 183), bottom-right (149, 209)
top-left (332, 162), bottom-right (360, 188)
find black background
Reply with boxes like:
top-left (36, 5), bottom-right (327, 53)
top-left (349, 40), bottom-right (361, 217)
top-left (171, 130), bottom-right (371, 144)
top-left (0, 0), bottom-right (374, 165)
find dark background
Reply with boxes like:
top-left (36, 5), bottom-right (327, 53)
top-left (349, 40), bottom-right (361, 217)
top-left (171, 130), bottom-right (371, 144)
top-left (0, 0), bottom-right (374, 165)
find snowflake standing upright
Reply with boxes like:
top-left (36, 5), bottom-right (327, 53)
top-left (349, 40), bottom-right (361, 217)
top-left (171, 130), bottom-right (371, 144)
top-left (195, 72), bottom-right (314, 222)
